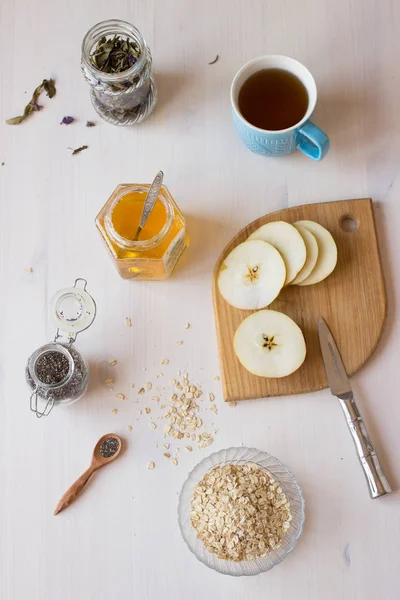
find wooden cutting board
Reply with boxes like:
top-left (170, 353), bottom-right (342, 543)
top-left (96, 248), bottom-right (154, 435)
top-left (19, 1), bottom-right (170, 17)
top-left (212, 199), bottom-right (386, 402)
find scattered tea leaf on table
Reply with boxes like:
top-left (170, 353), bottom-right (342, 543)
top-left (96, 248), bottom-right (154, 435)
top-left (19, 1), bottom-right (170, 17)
top-left (86, 120), bottom-right (96, 127)
top-left (43, 78), bottom-right (56, 98)
top-left (69, 145), bottom-right (88, 156)
top-left (60, 116), bottom-right (75, 125)
top-left (6, 78), bottom-right (56, 125)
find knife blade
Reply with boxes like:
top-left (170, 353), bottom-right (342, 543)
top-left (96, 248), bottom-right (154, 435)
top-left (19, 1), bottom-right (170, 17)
top-left (318, 316), bottom-right (352, 398)
top-left (318, 316), bottom-right (391, 499)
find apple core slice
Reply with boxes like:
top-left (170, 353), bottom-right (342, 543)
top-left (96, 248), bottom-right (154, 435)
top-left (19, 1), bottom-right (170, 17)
top-left (290, 224), bottom-right (319, 285)
top-left (218, 240), bottom-right (286, 310)
top-left (248, 221), bottom-right (307, 285)
top-left (294, 220), bottom-right (337, 286)
top-left (234, 310), bottom-right (306, 377)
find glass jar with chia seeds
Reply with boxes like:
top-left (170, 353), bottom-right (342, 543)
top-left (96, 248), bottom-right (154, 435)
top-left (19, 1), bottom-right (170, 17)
top-left (26, 279), bottom-right (96, 418)
top-left (81, 19), bottom-right (157, 126)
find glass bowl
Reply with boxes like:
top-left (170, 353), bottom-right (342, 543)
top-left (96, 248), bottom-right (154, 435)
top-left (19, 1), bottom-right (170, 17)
top-left (178, 446), bottom-right (305, 576)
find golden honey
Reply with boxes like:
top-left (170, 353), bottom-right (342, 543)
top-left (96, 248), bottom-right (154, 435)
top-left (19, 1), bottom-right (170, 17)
top-left (96, 184), bottom-right (188, 280)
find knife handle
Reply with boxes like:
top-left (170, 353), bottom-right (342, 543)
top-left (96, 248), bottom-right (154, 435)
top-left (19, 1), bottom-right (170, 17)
top-left (338, 394), bottom-right (392, 498)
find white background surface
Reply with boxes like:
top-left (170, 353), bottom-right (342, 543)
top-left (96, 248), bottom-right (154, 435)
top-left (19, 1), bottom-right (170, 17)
top-left (1, 1), bottom-right (400, 599)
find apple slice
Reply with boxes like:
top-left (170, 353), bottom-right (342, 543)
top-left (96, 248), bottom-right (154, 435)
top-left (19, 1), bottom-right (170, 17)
top-left (294, 220), bottom-right (337, 286)
top-left (290, 224), bottom-right (319, 285)
top-left (248, 221), bottom-right (307, 285)
top-left (234, 310), bottom-right (306, 377)
top-left (218, 240), bottom-right (286, 310)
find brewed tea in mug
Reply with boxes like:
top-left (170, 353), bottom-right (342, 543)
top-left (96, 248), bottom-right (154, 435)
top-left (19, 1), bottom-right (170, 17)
top-left (238, 68), bottom-right (309, 131)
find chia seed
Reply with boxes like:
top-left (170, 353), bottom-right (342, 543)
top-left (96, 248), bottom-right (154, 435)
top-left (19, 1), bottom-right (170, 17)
top-left (100, 437), bottom-right (120, 458)
top-left (26, 343), bottom-right (88, 405)
top-left (35, 351), bottom-right (70, 385)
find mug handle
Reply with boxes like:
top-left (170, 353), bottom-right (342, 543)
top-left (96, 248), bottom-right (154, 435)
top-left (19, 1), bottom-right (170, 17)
top-left (296, 120), bottom-right (330, 161)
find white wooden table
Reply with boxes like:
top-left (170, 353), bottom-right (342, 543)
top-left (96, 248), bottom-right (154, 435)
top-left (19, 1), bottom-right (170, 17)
top-left (1, 1), bottom-right (400, 598)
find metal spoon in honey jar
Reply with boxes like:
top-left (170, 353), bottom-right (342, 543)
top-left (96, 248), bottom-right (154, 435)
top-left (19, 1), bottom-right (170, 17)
top-left (54, 433), bottom-right (122, 515)
top-left (133, 170), bottom-right (164, 241)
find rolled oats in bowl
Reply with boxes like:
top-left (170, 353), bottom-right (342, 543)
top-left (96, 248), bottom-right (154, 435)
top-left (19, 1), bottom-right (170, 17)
top-left (178, 447), bottom-right (305, 576)
top-left (190, 463), bottom-right (292, 561)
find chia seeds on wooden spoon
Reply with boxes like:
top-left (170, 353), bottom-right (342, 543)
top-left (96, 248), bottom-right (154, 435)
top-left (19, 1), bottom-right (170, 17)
top-left (100, 437), bottom-right (120, 458)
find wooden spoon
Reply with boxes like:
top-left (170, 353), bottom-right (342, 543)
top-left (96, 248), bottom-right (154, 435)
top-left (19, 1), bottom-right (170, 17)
top-left (54, 433), bottom-right (122, 515)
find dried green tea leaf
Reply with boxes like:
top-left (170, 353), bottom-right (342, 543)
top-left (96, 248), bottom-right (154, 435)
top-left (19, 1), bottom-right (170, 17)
top-left (6, 116), bottom-right (28, 125)
top-left (43, 78), bottom-right (56, 98)
top-left (86, 120), bottom-right (96, 127)
top-left (6, 78), bottom-right (56, 125)
top-left (69, 145), bottom-right (88, 156)
top-left (89, 34), bottom-right (140, 74)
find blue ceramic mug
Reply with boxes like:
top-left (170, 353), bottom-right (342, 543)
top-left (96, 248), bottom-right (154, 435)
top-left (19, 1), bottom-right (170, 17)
top-left (231, 55), bottom-right (329, 161)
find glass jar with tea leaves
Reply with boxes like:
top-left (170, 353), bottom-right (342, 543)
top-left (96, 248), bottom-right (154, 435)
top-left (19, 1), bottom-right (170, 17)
top-left (26, 279), bottom-right (96, 418)
top-left (96, 177), bottom-right (189, 280)
top-left (81, 19), bottom-right (157, 126)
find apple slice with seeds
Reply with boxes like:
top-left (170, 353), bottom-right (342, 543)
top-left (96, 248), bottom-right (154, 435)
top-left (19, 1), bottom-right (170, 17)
top-left (218, 240), bottom-right (286, 310)
top-left (234, 310), bottom-right (306, 377)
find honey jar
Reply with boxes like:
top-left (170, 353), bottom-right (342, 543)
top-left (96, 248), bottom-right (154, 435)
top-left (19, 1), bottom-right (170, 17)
top-left (95, 183), bottom-right (188, 280)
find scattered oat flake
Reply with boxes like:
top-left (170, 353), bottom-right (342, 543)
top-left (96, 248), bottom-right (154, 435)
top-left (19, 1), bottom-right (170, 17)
top-left (128, 425), bottom-right (133, 431)
top-left (171, 458), bottom-right (178, 466)
top-left (163, 452), bottom-right (171, 458)
top-left (184, 323), bottom-right (191, 329)
top-left (176, 340), bottom-right (183, 345)
top-left (125, 317), bottom-right (132, 327)
top-left (185, 446), bottom-right (193, 452)
top-left (109, 360), bottom-right (117, 366)
top-left (163, 443), bottom-right (170, 449)
top-left (115, 393), bottom-right (125, 401)
top-left (209, 393), bottom-right (215, 402)
top-left (146, 382), bottom-right (152, 390)
top-left (104, 378), bottom-right (114, 385)
top-left (229, 402), bottom-right (237, 408)
top-left (138, 388), bottom-right (145, 394)
top-left (214, 376), bottom-right (220, 381)
top-left (150, 422), bottom-right (157, 430)
top-left (147, 462), bottom-right (155, 470)
top-left (145, 407), bottom-right (151, 414)
top-left (131, 383), bottom-right (135, 388)
top-left (152, 396), bottom-right (159, 402)
top-left (210, 404), bottom-right (218, 414)
top-left (24, 267), bottom-right (33, 273)
top-left (111, 408), bottom-right (118, 415)
top-left (161, 358), bottom-right (169, 365)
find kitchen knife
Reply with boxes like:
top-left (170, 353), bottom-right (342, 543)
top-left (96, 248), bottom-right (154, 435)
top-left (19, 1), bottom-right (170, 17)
top-left (318, 316), bottom-right (391, 499)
